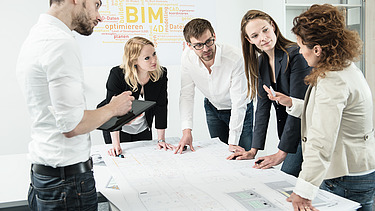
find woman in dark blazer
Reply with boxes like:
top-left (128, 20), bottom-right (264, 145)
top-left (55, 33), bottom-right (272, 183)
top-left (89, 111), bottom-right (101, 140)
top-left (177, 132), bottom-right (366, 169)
top-left (228, 10), bottom-right (311, 177)
top-left (99, 37), bottom-right (174, 156)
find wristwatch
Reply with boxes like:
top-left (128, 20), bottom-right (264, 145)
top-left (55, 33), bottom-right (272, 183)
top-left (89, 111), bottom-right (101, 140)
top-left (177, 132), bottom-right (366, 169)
top-left (157, 139), bottom-right (165, 143)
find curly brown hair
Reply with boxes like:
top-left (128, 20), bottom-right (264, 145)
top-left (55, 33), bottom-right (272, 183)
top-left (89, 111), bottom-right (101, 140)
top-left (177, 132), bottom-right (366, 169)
top-left (292, 4), bottom-right (362, 86)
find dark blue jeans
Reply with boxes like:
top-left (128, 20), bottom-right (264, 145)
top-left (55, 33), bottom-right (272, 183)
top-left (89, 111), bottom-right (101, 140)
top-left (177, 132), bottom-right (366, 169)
top-left (204, 98), bottom-right (253, 151)
top-left (280, 142), bottom-right (303, 177)
top-left (28, 169), bottom-right (98, 211)
top-left (320, 171), bottom-right (375, 211)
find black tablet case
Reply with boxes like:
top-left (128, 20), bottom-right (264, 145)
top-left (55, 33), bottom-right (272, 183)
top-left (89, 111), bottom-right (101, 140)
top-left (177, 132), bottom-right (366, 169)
top-left (97, 100), bottom-right (156, 132)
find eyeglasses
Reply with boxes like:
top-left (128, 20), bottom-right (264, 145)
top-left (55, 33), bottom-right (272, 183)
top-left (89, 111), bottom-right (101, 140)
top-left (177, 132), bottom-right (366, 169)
top-left (190, 38), bottom-right (215, 50)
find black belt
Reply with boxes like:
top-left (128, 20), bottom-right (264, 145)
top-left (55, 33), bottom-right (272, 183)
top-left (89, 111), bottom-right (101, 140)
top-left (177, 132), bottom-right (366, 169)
top-left (32, 158), bottom-right (93, 177)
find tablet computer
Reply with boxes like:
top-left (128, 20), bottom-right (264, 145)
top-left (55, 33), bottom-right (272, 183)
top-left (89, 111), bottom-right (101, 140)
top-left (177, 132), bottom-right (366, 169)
top-left (97, 100), bottom-right (156, 132)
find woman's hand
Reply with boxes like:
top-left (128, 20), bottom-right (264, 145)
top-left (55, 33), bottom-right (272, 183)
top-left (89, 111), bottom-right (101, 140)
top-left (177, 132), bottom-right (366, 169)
top-left (108, 144), bottom-right (122, 156)
top-left (108, 131), bottom-right (122, 156)
top-left (157, 141), bottom-right (176, 151)
top-left (263, 85), bottom-right (293, 107)
top-left (287, 193), bottom-right (319, 211)
top-left (253, 150), bottom-right (287, 169)
top-left (226, 150), bottom-right (256, 160)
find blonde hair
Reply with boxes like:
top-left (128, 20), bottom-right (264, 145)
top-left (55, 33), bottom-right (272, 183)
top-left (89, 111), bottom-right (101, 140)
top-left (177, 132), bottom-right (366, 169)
top-left (120, 37), bottom-right (163, 92)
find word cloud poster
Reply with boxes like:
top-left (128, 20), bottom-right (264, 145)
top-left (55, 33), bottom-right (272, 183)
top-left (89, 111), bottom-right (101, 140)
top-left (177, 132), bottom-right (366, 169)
top-left (77, 0), bottom-right (216, 66)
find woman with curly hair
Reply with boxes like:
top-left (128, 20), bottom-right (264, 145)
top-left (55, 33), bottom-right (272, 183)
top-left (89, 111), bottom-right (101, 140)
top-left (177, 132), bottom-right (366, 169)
top-left (265, 4), bottom-right (375, 211)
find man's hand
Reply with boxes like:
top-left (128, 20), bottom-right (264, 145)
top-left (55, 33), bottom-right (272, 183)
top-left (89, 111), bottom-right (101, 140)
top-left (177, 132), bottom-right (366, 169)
top-left (287, 193), bottom-right (319, 211)
top-left (253, 150), bottom-right (287, 169)
top-left (108, 91), bottom-right (134, 116)
top-left (174, 129), bottom-right (195, 154)
top-left (228, 144), bottom-right (245, 153)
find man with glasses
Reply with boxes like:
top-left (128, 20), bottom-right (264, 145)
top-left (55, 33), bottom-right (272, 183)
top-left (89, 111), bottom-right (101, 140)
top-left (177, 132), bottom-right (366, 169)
top-left (175, 18), bottom-right (253, 154)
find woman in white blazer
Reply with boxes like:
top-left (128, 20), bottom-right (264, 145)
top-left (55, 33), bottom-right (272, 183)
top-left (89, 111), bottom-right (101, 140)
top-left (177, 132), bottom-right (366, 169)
top-left (264, 4), bottom-right (375, 211)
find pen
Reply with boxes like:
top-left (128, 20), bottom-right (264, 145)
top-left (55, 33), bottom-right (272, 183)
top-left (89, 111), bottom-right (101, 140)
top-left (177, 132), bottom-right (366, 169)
top-left (231, 155), bottom-right (239, 160)
top-left (255, 159), bottom-right (264, 164)
top-left (269, 86), bottom-right (278, 104)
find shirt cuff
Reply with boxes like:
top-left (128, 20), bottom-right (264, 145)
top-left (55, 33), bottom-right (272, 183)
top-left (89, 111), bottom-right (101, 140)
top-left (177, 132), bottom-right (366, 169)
top-left (181, 121), bottom-right (193, 131)
top-left (286, 103), bottom-right (295, 113)
top-left (293, 177), bottom-right (320, 200)
top-left (286, 97), bottom-right (303, 118)
top-left (55, 107), bottom-right (84, 133)
top-left (228, 132), bottom-right (240, 146)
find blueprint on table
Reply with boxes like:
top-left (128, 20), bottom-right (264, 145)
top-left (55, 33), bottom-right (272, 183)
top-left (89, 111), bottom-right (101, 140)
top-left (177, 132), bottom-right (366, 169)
top-left (95, 137), bottom-right (360, 211)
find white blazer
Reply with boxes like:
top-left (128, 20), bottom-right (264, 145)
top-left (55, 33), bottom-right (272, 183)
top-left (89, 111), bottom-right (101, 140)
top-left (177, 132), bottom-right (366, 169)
top-left (286, 63), bottom-right (375, 200)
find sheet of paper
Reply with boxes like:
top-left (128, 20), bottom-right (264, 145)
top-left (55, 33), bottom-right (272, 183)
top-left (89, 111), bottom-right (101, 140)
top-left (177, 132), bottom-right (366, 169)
top-left (91, 146), bottom-right (130, 210)
top-left (96, 137), bottom-right (360, 211)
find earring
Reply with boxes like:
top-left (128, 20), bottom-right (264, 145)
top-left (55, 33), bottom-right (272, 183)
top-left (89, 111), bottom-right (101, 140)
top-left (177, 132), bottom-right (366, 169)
top-left (134, 64), bottom-right (137, 68)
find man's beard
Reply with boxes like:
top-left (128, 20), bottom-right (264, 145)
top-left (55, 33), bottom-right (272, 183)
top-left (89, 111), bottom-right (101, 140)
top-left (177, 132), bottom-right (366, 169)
top-left (73, 2), bottom-right (95, 36)
top-left (200, 49), bottom-right (214, 61)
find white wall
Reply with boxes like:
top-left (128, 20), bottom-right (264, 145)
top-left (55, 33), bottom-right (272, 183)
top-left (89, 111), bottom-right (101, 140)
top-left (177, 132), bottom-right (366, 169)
top-left (0, 0), bottom-right (281, 157)
top-left (0, 1), bottom-right (49, 155)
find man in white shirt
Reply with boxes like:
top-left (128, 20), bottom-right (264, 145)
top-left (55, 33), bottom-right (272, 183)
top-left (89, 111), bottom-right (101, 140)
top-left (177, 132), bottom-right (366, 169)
top-left (175, 18), bottom-right (253, 154)
top-left (16, 0), bottom-right (134, 210)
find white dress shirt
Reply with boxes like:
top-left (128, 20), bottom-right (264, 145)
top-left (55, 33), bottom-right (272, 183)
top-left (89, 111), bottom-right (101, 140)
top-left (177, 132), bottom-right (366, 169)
top-left (17, 14), bottom-right (90, 167)
top-left (180, 43), bottom-right (250, 145)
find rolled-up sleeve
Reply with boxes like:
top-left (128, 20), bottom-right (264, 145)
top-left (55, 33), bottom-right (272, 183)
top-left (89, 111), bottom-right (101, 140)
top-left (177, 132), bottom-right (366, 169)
top-left (44, 40), bottom-right (85, 133)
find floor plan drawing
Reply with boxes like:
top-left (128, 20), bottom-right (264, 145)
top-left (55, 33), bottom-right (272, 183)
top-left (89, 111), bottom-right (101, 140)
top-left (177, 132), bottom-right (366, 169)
top-left (95, 137), bottom-right (360, 210)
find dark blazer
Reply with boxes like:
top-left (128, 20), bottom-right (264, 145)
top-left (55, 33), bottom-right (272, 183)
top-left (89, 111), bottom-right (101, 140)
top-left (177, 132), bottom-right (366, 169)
top-left (252, 46), bottom-right (311, 153)
top-left (98, 65), bottom-right (168, 132)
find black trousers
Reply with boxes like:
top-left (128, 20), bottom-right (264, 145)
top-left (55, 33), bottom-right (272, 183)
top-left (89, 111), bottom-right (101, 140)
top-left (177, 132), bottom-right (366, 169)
top-left (102, 128), bottom-right (152, 144)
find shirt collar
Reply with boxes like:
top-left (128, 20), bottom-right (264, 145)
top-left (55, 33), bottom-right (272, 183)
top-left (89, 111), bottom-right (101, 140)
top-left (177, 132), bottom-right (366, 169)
top-left (39, 14), bottom-right (75, 37)
top-left (212, 43), bottom-right (222, 68)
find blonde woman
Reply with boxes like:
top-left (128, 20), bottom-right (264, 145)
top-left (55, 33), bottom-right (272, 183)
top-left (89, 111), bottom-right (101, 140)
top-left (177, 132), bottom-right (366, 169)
top-left (99, 37), bottom-right (173, 156)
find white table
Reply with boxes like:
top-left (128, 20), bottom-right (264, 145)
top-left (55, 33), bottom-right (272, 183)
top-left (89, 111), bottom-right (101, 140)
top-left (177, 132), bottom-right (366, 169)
top-left (0, 140), bottom-right (362, 211)
top-left (95, 138), bottom-right (361, 211)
